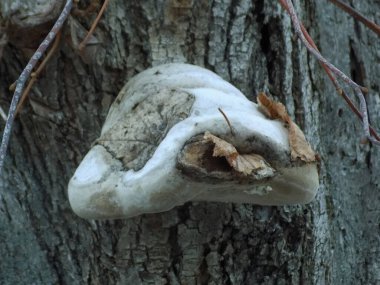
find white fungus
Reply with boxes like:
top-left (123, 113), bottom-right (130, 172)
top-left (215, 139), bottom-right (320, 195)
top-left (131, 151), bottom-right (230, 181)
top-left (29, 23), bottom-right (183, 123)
top-left (68, 63), bottom-right (319, 220)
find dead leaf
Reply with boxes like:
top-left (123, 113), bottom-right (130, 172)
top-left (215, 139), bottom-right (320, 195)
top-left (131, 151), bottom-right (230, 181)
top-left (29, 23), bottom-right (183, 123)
top-left (204, 132), bottom-right (237, 157)
top-left (257, 92), bottom-right (289, 122)
top-left (204, 132), bottom-right (274, 176)
top-left (257, 92), bottom-right (316, 162)
top-left (288, 123), bottom-right (316, 162)
top-left (231, 154), bottom-right (272, 175)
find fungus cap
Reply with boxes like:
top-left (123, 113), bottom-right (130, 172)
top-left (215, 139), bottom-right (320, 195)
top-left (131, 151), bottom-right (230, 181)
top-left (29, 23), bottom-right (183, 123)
top-left (68, 63), bottom-right (319, 220)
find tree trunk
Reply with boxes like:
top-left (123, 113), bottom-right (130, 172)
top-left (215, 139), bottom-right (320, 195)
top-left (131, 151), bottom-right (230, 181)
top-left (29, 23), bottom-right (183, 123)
top-left (0, 0), bottom-right (379, 284)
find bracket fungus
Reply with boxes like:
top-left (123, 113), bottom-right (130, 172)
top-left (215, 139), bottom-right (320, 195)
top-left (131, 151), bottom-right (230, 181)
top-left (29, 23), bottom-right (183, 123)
top-left (68, 63), bottom-right (319, 220)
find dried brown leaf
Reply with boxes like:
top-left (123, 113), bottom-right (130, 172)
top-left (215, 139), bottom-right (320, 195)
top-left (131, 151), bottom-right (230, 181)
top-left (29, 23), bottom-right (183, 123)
top-left (204, 132), bottom-right (273, 176)
top-left (288, 123), bottom-right (316, 162)
top-left (257, 92), bottom-right (290, 122)
top-left (204, 132), bottom-right (237, 157)
top-left (231, 154), bottom-right (270, 175)
top-left (257, 92), bottom-right (316, 162)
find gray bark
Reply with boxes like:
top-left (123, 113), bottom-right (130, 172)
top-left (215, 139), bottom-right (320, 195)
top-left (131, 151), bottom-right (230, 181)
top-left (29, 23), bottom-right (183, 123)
top-left (0, 0), bottom-right (379, 284)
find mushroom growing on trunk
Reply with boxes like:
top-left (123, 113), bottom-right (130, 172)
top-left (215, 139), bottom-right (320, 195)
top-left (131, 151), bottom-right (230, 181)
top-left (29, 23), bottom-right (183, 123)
top-left (68, 63), bottom-right (319, 220)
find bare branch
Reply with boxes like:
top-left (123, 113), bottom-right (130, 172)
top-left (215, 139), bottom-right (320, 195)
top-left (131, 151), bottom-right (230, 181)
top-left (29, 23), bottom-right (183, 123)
top-left (0, 0), bottom-right (73, 175)
top-left (280, 0), bottom-right (380, 145)
top-left (328, 0), bottom-right (380, 37)
top-left (16, 31), bottom-right (62, 115)
top-left (78, 0), bottom-right (110, 51)
top-left (279, 1), bottom-right (379, 141)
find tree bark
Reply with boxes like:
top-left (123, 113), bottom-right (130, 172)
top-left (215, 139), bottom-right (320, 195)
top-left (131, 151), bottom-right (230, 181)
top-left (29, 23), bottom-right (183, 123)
top-left (0, 0), bottom-right (379, 284)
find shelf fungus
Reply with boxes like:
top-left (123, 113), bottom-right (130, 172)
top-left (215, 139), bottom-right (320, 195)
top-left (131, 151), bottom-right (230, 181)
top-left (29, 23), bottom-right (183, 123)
top-left (68, 63), bottom-right (319, 219)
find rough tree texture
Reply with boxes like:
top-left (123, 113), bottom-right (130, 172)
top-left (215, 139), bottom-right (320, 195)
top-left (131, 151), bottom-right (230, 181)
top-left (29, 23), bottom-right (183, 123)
top-left (0, 0), bottom-right (379, 284)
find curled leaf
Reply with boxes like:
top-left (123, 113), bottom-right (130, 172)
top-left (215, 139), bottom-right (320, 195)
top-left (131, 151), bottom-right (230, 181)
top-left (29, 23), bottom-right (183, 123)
top-left (257, 92), bottom-right (316, 162)
top-left (204, 132), bottom-right (274, 176)
top-left (257, 92), bottom-right (289, 122)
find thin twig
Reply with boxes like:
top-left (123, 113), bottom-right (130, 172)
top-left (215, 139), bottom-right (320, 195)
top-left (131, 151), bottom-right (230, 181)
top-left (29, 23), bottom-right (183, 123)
top-left (328, 0), bottom-right (380, 37)
top-left (0, 0), bottom-right (73, 174)
top-left (280, 0), bottom-right (380, 145)
top-left (16, 31), bottom-right (62, 115)
top-left (280, 3), bottom-right (378, 140)
top-left (337, 89), bottom-right (380, 141)
top-left (78, 0), bottom-right (110, 51)
top-left (218, 108), bottom-right (235, 136)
